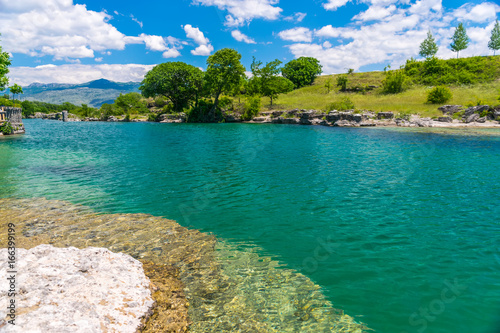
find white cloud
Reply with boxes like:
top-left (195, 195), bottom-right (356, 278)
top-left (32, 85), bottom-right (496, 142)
top-left (323, 0), bottom-right (351, 11)
top-left (95, 57), bottom-right (103, 62)
top-left (353, 4), bottom-right (397, 21)
top-left (9, 64), bottom-right (156, 86)
top-left (183, 24), bottom-right (213, 56)
top-left (289, 0), bottom-right (498, 74)
top-left (284, 12), bottom-right (307, 22)
top-left (0, 0), bottom-right (177, 60)
top-left (191, 44), bottom-right (214, 56)
top-left (193, 0), bottom-right (282, 27)
top-left (131, 15), bottom-right (143, 28)
top-left (231, 30), bottom-right (256, 44)
top-left (278, 27), bottom-right (313, 42)
top-left (162, 49), bottom-right (182, 58)
top-left (451, 2), bottom-right (500, 23)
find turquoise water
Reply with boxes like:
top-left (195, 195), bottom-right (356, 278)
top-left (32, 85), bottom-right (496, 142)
top-left (1, 119), bottom-right (500, 333)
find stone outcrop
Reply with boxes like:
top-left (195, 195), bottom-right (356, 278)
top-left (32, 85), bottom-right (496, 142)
top-left (377, 112), bottom-right (395, 120)
top-left (438, 105), bottom-right (463, 115)
top-left (0, 244), bottom-right (155, 333)
top-left (159, 113), bottom-right (186, 123)
top-left (0, 107), bottom-right (25, 135)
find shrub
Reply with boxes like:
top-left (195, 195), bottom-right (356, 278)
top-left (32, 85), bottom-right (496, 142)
top-left (154, 96), bottom-right (168, 108)
top-left (382, 70), bottom-right (411, 94)
top-left (0, 121), bottom-right (13, 135)
top-left (336, 75), bottom-right (348, 91)
top-left (242, 96), bottom-right (261, 120)
top-left (426, 86), bottom-right (453, 104)
top-left (218, 96), bottom-right (233, 110)
top-left (187, 100), bottom-right (220, 123)
top-left (327, 97), bottom-right (355, 111)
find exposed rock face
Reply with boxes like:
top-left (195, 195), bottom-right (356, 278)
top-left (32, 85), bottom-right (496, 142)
top-left (437, 116), bottom-right (453, 123)
top-left (463, 105), bottom-right (489, 120)
top-left (466, 113), bottom-right (480, 123)
top-left (0, 244), bottom-right (155, 333)
top-left (438, 105), bottom-right (463, 115)
top-left (159, 113), bottom-right (186, 123)
top-left (377, 112), bottom-right (394, 120)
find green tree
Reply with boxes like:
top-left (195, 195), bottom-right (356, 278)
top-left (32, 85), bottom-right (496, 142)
top-left (419, 30), bottom-right (439, 58)
top-left (450, 23), bottom-right (469, 58)
top-left (9, 83), bottom-right (23, 101)
top-left (281, 57), bottom-right (322, 88)
top-left (205, 48), bottom-right (246, 114)
top-left (0, 33), bottom-right (12, 91)
top-left (140, 62), bottom-right (204, 112)
top-left (115, 92), bottom-right (148, 114)
top-left (488, 19), bottom-right (500, 56)
top-left (324, 78), bottom-right (333, 93)
top-left (336, 75), bottom-right (348, 91)
top-left (248, 57), bottom-right (294, 106)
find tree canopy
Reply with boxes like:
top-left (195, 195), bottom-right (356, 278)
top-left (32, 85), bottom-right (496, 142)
top-left (0, 33), bottom-right (12, 91)
top-left (488, 19), bottom-right (500, 56)
top-left (9, 84), bottom-right (23, 100)
top-left (205, 48), bottom-right (246, 112)
top-left (419, 30), bottom-right (438, 59)
top-left (140, 62), bottom-right (204, 112)
top-left (450, 23), bottom-right (469, 58)
top-left (247, 57), bottom-right (294, 106)
top-left (281, 57), bottom-right (322, 89)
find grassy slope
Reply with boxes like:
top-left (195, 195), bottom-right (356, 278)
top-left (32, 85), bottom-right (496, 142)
top-left (261, 57), bottom-right (500, 118)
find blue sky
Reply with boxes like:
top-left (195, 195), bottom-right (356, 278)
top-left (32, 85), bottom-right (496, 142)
top-left (0, 0), bottom-right (499, 85)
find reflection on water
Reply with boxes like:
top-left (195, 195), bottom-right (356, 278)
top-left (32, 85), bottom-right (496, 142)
top-left (0, 198), bottom-right (367, 332)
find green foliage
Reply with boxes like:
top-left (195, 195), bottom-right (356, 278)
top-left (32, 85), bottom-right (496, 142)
top-left (419, 30), bottom-right (438, 58)
top-left (248, 57), bottom-right (294, 105)
top-left (186, 100), bottom-right (220, 123)
top-left (115, 92), bottom-right (148, 114)
top-left (205, 48), bottom-right (246, 111)
top-left (154, 96), bottom-right (168, 108)
top-left (0, 121), bottom-right (13, 135)
top-left (9, 83), bottom-right (23, 99)
top-left (489, 20), bottom-right (500, 56)
top-left (218, 96), bottom-right (233, 110)
top-left (347, 68), bottom-right (354, 75)
top-left (281, 57), bottom-right (322, 88)
top-left (324, 78), bottom-right (333, 93)
top-left (404, 56), bottom-right (500, 86)
top-left (0, 34), bottom-right (11, 91)
top-left (450, 23), bottom-right (469, 58)
top-left (336, 75), bottom-right (348, 91)
top-left (382, 68), bottom-right (411, 94)
top-left (243, 96), bottom-right (261, 120)
top-left (327, 97), bottom-right (355, 111)
top-left (20, 100), bottom-right (79, 118)
top-left (140, 61), bottom-right (204, 111)
top-left (426, 86), bottom-right (453, 104)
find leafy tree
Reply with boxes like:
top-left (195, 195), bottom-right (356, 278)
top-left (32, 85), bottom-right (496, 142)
top-left (9, 84), bottom-right (23, 100)
top-left (324, 78), bottom-right (333, 93)
top-left (450, 23), bottom-right (469, 58)
top-left (488, 19), bottom-right (500, 56)
top-left (205, 48), bottom-right (246, 114)
top-left (347, 68), bottom-right (354, 75)
top-left (115, 92), bottom-right (148, 114)
top-left (140, 62), bottom-right (204, 112)
top-left (419, 30), bottom-right (439, 58)
top-left (281, 57), bottom-right (322, 88)
top-left (248, 57), bottom-right (294, 106)
top-left (0, 33), bottom-right (11, 91)
top-left (336, 75), bottom-right (348, 91)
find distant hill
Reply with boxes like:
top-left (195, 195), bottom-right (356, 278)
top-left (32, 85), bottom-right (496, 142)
top-left (19, 79), bottom-right (141, 108)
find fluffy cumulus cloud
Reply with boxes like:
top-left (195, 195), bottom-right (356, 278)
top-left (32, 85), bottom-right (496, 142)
top-left (287, 0), bottom-right (500, 74)
top-left (9, 64), bottom-right (155, 85)
top-left (193, 0), bottom-right (283, 27)
top-left (0, 0), bottom-right (179, 59)
top-left (278, 27), bottom-right (313, 43)
top-left (231, 30), bottom-right (256, 44)
top-left (183, 24), bottom-right (214, 55)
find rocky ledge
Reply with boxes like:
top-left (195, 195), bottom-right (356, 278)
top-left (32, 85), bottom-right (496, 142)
top-left (0, 244), bottom-right (155, 333)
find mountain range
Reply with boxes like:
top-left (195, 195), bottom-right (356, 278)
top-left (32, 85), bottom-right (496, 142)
top-left (19, 79), bottom-right (142, 108)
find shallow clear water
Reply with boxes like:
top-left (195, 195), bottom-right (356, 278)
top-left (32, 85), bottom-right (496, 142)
top-left (1, 119), bottom-right (500, 333)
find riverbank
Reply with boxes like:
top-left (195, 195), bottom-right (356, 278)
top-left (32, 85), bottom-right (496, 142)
top-left (29, 103), bottom-right (500, 129)
top-left (0, 197), bottom-right (368, 332)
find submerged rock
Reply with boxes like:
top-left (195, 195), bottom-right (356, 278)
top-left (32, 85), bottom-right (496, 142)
top-left (0, 244), bottom-right (155, 333)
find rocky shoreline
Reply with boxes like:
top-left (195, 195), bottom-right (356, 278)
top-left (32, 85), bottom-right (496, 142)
top-left (28, 104), bottom-right (500, 129)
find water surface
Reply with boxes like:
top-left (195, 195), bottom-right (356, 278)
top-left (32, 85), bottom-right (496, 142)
top-left (1, 119), bottom-right (499, 333)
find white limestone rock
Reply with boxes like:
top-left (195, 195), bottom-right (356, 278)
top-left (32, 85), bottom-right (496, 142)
top-left (0, 244), bottom-right (154, 333)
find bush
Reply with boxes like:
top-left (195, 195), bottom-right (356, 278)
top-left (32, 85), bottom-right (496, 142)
top-left (242, 96), bottom-right (261, 120)
top-left (187, 100), bottom-right (221, 123)
top-left (327, 97), bottom-right (355, 111)
top-left (154, 96), bottom-right (168, 108)
top-left (218, 96), bottom-right (233, 110)
top-left (0, 121), bottom-right (13, 135)
top-left (382, 69), bottom-right (411, 94)
top-left (426, 86), bottom-right (453, 104)
top-left (336, 75), bottom-right (348, 91)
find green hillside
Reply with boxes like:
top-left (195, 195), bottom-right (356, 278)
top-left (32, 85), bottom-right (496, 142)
top-left (264, 56), bottom-right (500, 117)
